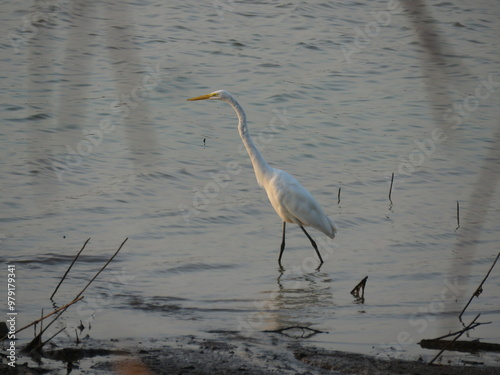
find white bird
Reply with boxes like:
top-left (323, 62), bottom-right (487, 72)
top-left (188, 90), bottom-right (337, 266)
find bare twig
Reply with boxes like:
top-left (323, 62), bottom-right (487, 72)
top-left (459, 251), bottom-right (500, 321)
top-left (74, 237), bottom-right (128, 300)
top-left (338, 187), bottom-right (341, 204)
top-left (24, 238), bottom-right (128, 352)
top-left (350, 276), bottom-right (368, 299)
top-left (41, 327), bottom-right (66, 347)
top-left (429, 313), bottom-right (481, 365)
top-left (39, 309), bottom-right (44, 336)
top-left (23, 299), bottom-right (82, 352)
top-left (456, 201), bottom-right (460, 229)
top-left (389, 172), bottom-right (394, 203)
top-left (427, 321), bottom-right (489, 341)
top-left (51, 238), bottom-right (90, 300)
top-left (1, 296), bottom-right (84, 341)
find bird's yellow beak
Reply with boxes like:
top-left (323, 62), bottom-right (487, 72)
top-left (187, 93), bottom-right (216, 101)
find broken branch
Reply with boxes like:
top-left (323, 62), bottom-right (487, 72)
top-left (350, 276), bottom-right (368, 299)
top-left (459, 251), bottom-right (500, 321)
top-left (1, 296), bottom-right (84, 341)
top-left (429, 313), bottom-right (481, 365)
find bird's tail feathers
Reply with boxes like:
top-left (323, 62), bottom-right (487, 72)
top-left (327, 216), bottom-right (337, 238)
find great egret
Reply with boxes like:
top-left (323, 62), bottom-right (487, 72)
top-left (188, 90), bottom-right (337, 266)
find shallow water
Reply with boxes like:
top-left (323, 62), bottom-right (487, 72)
top-left (1, 0), bottom-right (499, 368)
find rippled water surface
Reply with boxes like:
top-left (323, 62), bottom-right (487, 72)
top-left (1, 0), bottom-right (500, 367)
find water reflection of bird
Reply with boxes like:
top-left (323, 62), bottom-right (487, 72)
top-left (188, 90), bottom-right (337, 267)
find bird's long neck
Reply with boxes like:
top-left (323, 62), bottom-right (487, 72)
top-left (226, 95), bottom-right (272, 186)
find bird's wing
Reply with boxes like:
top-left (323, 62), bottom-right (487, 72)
top-left (271, 170), bottom-right (335, 237)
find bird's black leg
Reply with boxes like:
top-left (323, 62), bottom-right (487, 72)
top-left (300, 225), bottom-right (324, 265)
top-left (278, 222), bottom-right (286, 266)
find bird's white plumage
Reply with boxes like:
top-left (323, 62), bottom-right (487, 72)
top-left (262, 168), bottom-right (337, 238)
top-left (188, 89), bottom-right (337, 264)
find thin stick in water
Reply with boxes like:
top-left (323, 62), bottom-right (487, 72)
top-left (429, 313), bottom-right (481, 365)
top-left (459, 251), bottom-right (500, 321)
top-left (26, 237), bottom-right (128, 349)
top-left (350, 276), bottom-right (368, 299)
top-left (338, 187), bottom-right (341, 204)
top-left (41, 327), bottom-right (66, 348)
top-left (51, 238), bottom-right (91, 300)
top-left (426, 321), bottom-right (487, 341)
top-left (40, 309), bottom-right (43, 336)
top-left (2, 296), bottom-right (84, 340)
top-left (389, 173), bottom-right (394, 203)
top-left (456, 201), bottom-right (460, 229)
top-left (75, 237), bottom-right (128, 300)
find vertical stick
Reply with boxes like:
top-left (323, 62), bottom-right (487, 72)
top-left (456, 201), bottom-right (460, 229)
top-left (40, 309), bottom-right (43, 336)
top-left (389, 173), bottom-right (394, 203)
top-left (338, 187), bottom-right (341, 204)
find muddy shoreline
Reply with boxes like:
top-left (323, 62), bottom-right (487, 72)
top-left (3, 333), bottom-right (499, 374)
top-left (138, 341), bottom-right (500, 375)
